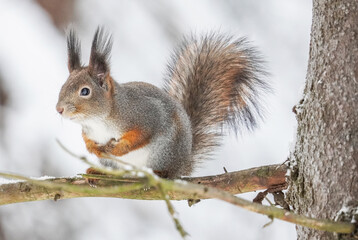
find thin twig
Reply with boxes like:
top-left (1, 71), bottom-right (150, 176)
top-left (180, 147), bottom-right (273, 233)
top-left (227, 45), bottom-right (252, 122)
top-left (168, 180), bottom-right (355, 234)
top-left (157, 181), bottom-right (188, 239)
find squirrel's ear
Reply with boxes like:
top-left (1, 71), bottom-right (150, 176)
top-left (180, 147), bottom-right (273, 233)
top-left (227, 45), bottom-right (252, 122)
top-left (89, 27), bottom-right (113, 90)
top-left (67, 30), bottom-right (82, 72)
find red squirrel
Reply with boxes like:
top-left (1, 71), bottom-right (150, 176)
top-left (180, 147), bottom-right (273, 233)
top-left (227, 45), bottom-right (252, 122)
top-left (56, 28), bottom-right (269, 178)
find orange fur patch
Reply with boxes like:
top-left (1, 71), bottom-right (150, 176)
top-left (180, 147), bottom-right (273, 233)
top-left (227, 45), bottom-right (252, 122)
top-left (110, 129), bottom-right (150, 156)
top-left (82, 133), bottom-right (103, 157)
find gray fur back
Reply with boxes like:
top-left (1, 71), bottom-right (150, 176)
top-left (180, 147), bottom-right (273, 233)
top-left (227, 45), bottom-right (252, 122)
top-left (113, 81), bottom-right (193, 177)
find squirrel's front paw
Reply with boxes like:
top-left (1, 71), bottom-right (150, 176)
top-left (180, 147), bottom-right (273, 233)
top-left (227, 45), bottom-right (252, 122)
top-left (104, 138), bottom-right (117, 152)
top-left (108, 138), bottom-right (118, 146)
top-left (97, 138), bottom-right (117, 154)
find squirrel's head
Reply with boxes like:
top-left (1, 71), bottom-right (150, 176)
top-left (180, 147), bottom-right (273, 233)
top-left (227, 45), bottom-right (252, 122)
top-left (56, 28), bottom-right (114, 123)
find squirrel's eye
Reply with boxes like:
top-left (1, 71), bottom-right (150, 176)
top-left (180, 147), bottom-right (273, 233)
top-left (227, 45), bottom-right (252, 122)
top-left (80, 87), bottom-right (90, 96)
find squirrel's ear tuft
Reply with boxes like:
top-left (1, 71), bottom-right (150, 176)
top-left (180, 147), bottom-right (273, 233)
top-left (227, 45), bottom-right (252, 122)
top-left (89, 27), bottom-right (112, 87)
top-left (67, 29), bottom-right (82, 72)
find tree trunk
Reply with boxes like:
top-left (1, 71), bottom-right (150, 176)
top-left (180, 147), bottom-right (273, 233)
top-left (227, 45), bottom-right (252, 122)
top-left (287, 0), bottom-right (358, 239)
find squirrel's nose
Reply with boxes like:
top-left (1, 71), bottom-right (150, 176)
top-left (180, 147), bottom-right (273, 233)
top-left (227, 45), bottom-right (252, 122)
top-left (56, 106), bottom-right (64, 114)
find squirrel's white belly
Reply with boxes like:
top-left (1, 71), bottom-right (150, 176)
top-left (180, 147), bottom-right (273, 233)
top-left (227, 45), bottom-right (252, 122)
top-left (117, 145), bottom-right (150, 168)
top-left (100, 146), bottom-right (150, 169)
top-left (99, 147), bottom-right (150, 170)
top-left (82, 119), bottom-right (120, 145)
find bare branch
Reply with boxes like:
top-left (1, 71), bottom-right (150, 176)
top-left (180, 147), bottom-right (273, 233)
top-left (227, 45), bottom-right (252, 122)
top-left (0, 163), bottom-right (355, 235)
top-left (0, 164), bottom-right (286, 204)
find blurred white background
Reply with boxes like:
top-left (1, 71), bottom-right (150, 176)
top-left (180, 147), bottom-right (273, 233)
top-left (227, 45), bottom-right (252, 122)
top-left (0, 0), bottom-right (311, 239)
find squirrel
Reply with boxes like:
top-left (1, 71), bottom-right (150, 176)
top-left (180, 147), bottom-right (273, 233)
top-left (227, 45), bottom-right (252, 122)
top-left (56, 27), bottom-right (269, 179)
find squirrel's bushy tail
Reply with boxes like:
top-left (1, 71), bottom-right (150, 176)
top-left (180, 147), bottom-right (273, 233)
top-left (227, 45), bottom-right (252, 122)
top-left (163, 33), bottom-right (270, 163)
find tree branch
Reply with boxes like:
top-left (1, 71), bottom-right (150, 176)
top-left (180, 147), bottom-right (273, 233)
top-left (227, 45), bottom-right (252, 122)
top-left (0, 162), bottom-right (355, 235)
top-left (0, 164), bottom-right (286, 205)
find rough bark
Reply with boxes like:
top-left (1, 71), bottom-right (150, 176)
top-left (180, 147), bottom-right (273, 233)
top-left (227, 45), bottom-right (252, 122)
top-left (287, 1), bottom-right (358, 239)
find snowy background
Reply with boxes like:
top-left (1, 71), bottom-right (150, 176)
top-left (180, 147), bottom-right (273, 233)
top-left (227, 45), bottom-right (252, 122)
top-left (0, 0), bottom-right (311, 239)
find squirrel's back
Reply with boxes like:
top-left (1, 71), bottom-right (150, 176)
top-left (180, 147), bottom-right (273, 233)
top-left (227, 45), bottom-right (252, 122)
top-left (163, 33), bottom-right (269, 166)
